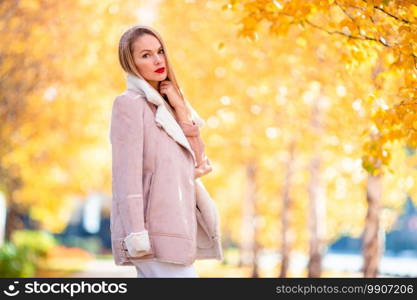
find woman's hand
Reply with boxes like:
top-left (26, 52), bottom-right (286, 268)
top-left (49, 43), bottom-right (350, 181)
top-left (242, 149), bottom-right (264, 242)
top-left (194, 158), bottom-right (213, 178)
top-left (159, 80), bottom-right (184, 108)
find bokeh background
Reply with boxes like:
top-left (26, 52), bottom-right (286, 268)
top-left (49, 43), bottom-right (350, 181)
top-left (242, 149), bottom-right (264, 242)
top-left (1, 0), bottom-right (417, 278)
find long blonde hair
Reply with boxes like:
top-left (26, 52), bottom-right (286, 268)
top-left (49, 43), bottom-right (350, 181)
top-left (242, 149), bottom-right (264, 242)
top-left (118, 25), bottom-right (196, 121)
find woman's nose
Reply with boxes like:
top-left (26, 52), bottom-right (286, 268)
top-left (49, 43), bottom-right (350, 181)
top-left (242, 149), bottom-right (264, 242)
top-left (154, 55), bottom-right (162, 63)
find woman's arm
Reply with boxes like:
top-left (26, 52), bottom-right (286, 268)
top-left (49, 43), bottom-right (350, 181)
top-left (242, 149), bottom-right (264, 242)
top-left (110, 94), bottom-right (152, 257)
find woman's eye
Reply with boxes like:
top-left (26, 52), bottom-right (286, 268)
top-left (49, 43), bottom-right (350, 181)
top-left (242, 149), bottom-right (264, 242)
top-left (142, 50), bottom-right (163, 58)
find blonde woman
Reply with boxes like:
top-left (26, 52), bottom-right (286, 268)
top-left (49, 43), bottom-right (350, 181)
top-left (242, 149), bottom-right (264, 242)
top-left (109, 25), bottom-right (223, 278)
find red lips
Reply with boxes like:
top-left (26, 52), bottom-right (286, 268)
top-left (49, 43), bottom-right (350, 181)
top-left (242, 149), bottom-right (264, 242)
top-left (155, 67), bottom-right (165, 73)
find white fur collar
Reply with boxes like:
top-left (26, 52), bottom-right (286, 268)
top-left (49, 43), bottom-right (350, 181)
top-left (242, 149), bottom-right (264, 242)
top-left (126, 73), bottom-right (204, 166)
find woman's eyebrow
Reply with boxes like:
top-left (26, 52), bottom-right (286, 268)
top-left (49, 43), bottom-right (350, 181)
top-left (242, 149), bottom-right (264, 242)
top-left (139, 46), bottom-right (163, 54)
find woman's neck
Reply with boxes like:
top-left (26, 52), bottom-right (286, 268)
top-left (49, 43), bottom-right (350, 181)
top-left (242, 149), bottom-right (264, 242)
top-left (148, 80), bottom-right (159, 90)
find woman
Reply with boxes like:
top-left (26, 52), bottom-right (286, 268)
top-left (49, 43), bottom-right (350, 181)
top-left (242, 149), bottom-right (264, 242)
top-left (109, 25), bottom-right (223, 278)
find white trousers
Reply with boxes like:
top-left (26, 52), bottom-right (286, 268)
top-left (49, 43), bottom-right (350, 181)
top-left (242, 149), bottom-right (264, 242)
top-left (133, 260), bottom-right (199, 278)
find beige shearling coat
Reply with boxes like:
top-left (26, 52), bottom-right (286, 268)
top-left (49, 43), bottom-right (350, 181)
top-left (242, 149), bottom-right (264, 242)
top-left (109, 73), bottom-right (223, 266)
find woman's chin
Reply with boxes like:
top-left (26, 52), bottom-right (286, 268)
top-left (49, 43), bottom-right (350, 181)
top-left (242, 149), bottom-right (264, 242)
top-left (155, 72), bottom-right (167, 80)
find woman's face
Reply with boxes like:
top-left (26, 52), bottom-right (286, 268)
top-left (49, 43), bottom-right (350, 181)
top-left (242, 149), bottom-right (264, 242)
top-left (132, 34), bottom-right (167, 88)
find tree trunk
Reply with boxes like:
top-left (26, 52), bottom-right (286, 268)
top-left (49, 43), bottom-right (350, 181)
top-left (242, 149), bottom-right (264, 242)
top-left (4, 173), bottom-right (24, 242)
top-left (307, 155), bottom-right (325, 277)
top-left (362, 172), bottom-right (383, 277)
top-left (307, 93), bottom-right (326, 278)
top-left (279, 140), bottom-right (295, 278)
top-left (247, 162), bottom-right (260, 278)
top-left (239, 161), bottom-right (260, 277)
top-left (239, 164), bottom-right (255, 268)
top-left (5, 199), bottom-right (25, 242)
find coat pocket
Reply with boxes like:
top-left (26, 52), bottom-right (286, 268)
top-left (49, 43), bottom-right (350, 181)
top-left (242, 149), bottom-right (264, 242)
top-left (196, 205), bottom-right (214, 248)
top-left (143, 172), bottom-right (154, 225)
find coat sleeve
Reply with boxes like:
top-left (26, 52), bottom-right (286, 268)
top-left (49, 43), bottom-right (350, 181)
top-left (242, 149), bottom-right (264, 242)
top-left (178, 120), bottom-right (213, 178)
top-left (110, 94), bottom-right (152, 257)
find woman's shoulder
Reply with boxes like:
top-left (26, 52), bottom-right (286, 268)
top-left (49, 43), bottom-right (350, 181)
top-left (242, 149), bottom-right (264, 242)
top-left (113, 89), bottom-right (148, 113)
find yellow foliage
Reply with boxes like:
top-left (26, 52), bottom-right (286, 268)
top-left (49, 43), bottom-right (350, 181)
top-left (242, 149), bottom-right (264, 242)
top-left (2, 0), bottom-right (415, 269)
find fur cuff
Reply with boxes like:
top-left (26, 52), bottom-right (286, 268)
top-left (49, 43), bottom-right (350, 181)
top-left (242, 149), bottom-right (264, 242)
top-left (124, 230), bottom-right (152, 257)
